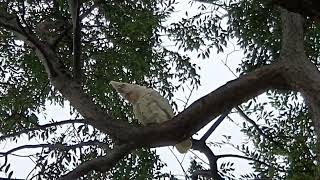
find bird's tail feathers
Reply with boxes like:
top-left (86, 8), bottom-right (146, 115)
top-left (175, 139), bottom-right (192, 154)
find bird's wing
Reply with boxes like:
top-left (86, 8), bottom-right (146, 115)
top-left (133, 89), bottom-right (174, 124)
top-left (146, 89), bottom-right (174, 118)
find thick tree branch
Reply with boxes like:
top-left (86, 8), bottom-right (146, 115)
top-left (0, 8), bottom-right (291, 147)
top-left (133, 63), bottom-right (289, 147)
top-left (0, 12), bottom-right (63, 78)
top-left (279, 8), bottom-right (320, 172)
top-left (280, 9), bottom-right (305, 63)
top-left (59, 143), bottom-right (135, 180)
top-left (0, 8), bottom-right (301, 179)
top-left (0, 12), bottom-right (26, 36)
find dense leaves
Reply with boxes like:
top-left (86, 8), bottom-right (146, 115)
top-left (0, 0), bottom-right (200, 178)
top-left (168, 0), bottom-right (319, 179)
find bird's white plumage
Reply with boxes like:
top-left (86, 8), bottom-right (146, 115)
top-left (133, 90), bottom-right (174, 125)
top-left (110, 81), bottom-right (192, 153)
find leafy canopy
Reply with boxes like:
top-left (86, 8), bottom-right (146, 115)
top-left (0, 0), bottom-right (200, 178)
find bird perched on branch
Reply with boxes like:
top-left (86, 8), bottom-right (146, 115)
top-left (110, 81), bottom-right (192, 153)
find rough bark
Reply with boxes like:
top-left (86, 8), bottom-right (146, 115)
top-left (279, 8), bottom-right (320, 169)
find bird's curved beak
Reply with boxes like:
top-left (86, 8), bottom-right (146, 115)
top-left (110, 81), bottom-right (124, 93)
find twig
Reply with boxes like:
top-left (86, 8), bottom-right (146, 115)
top-left (200, 110), bottom-right (231, 141)
top-left (216, 154), bottom-right (269, 166)
top-left (0, 140), bottom-right (107, 157)
top-left (168, 147), bottom-right (188, 179)
top-left (0, 119), bottom-right (87, 141)
top-left (189, 150), bottom-right (210, 166)
top-left (235, 106), bottom-right (282, 146)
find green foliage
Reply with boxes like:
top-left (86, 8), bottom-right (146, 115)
top-left (226, 2), bottom-right (319, 177)
top-left (0, 0), bottom-right (201, 178)
top-left (188, 158), bottom-right (205, 178)
top-left (228, 0), bottom-right (282, 73)
top-left (242, 92), bottom-right (317, 179)
top-left (169, 0), bottom-right (319, 179)
top-left (110, 148), bottom-right (166, 180)
top-left (167, 1), bottom-right (229, 57)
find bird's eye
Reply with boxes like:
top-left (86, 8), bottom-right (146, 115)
top-left (118, 85), bottom-right (126, 92)
top-left (125, 92), bottom-right (131, 99)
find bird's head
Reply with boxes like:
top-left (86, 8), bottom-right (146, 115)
top-left (110, 81), bottom-right (146, 103)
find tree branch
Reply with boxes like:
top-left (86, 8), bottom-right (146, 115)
top-left (0, 8), bottom-right (291, 148)
top-left (216, 154), bottom-right (269, 167)
top-left (191, 139), bottom-right (223, 180)
top-left (68, 0), bottom-right (82, 81)
top-left (279, 9), bottom-right (320, 167)
top-left (0, 10), bottom-right (133, 141)
top-left (133, 62), bottom-right (289, 147)
top-left (59, 143), bottom-right (135, 180)
top-left (216, 154), bottom-right (286, 172)
top-left (0, 12), bottom-right (26, 36)
top-left (0, 119), bottom-right (87, 141)
top-left (0, 9), bottom-right (297, 179)
top-left (0, 140), bottom-right (107, 157)
top-left (235, 107), bottom-right (283, 146)
top-left (280, 8), bottom-right (305, 63)
top-left (0, 140), bottom-right (108, 172)
top-left (200, 110), bottom-right (230, 142)
top-left (168, 147), bottom-right (188, 178)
